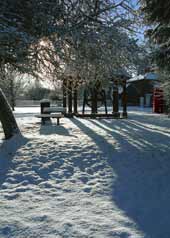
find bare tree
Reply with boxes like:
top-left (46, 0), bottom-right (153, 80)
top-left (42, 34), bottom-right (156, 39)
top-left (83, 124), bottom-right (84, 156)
top-left (0, 64), bottom-right (27, 110)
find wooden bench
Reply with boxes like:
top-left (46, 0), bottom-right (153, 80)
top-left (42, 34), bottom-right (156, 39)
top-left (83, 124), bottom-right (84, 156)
top-left (35, 113), bottom-right (64, 125)
top-left (43, 107), bottom-right (66, 114)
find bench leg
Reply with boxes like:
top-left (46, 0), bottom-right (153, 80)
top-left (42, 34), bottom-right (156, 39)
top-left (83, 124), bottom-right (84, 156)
top-left (42, 118), bottom-right (45, 125)
top-left (57, 118), bottom-right (60, 125)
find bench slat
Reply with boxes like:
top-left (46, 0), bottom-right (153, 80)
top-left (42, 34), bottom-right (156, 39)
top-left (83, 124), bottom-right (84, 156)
top-left (43, 107), bottom-right (66, 113)
top-left (35, 113), bottom-right (64, 118)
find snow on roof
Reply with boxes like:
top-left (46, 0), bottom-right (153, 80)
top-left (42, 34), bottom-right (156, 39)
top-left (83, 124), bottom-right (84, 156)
top-left (128, 72), bottom-right (158, 83)
top-left (128, 74), bottom-right (144, 83)
top-left (145, 72), bottom-right (158, 80)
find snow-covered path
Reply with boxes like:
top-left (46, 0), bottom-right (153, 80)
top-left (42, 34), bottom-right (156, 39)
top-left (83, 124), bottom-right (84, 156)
top-left (0, 108), bottom-right (170, 238)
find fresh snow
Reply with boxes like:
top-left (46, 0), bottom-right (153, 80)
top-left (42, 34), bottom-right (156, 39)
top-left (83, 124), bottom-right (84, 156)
top-left (0, 107), bottom-right (170, 238)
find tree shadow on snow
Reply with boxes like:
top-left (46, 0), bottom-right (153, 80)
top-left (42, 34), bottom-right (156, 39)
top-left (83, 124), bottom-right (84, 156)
top-left (0, 135), bottom-right (29, 189)
top-left (39, 124), bottom-right (70, 136)
top-left (72, 116), bottom-right (170, 238)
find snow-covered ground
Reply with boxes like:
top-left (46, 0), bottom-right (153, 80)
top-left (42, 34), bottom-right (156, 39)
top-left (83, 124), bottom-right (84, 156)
top-left (0, 107), bottom-right (170, 238)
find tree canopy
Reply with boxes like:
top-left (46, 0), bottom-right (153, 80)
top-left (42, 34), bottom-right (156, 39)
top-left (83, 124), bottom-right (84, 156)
top-left (0, 0), bottom-right (142, 81)
top-left (141, 0), bottom-right (170, 72)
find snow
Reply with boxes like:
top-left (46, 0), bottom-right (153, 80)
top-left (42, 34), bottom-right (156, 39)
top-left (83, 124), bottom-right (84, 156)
top-left (128, 73), bottom-right (158, 83)
top-left (0, 107), bottom-right (170, 238)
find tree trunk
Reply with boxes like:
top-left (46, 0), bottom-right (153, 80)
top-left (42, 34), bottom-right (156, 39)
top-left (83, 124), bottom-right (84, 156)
top-left (73, 89), bottom-right (78, 114)
top-left (122, 80), bottom-right (128, 118)
top-left (112, 80), bottom-right (120, 118)
top-left (68, 81), bottom-right (73, 115)
top-left (63, 78), bottom-right (67, 111)
top-left (91, 89), bottom-right (97, 115)
top-left (10, 79), bottom-right (15, 111)
top-left (0, 88), bottom-right (20, 139)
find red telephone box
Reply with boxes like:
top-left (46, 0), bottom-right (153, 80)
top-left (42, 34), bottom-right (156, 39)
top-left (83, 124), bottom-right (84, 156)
top-left (153, 88), bottom-right (164, 113)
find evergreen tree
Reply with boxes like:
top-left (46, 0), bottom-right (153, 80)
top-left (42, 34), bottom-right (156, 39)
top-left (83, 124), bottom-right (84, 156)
top-left (142, 0), bottom-right (170, 111)
top-left (141, 0), bottom-right (170, 71)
